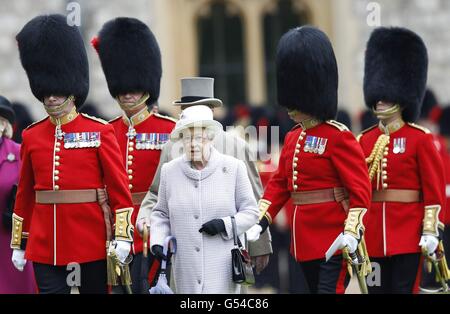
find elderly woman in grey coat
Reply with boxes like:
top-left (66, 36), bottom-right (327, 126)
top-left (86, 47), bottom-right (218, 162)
top-left (150, 105), bottom-right (259, 294)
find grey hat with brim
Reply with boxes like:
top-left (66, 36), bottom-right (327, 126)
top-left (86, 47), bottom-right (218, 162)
top-left (172, 77), bottom-right (223, 108)
top-left (173, 98), bottom-right (223, 108)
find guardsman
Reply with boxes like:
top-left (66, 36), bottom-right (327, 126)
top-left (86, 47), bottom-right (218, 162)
top-left (92, 17), bottom-right (176, 293)
top-left (10, 14), bottom-right (134, 294)
top-left (418, 89), bottom-right (449, 293)
top-left (358, 27), bottom-right (446, 294)
top-left (438, 107), bottom-right (450, 288)
top-left (246, 26), bottom-right (372, 294)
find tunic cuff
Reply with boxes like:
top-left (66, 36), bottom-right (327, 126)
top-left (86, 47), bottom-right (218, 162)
top-left (10, 213), bottom-right (27, 250)
top-left (114, 207), bottom-right (134, 242)
top-left (422, 205), bottom-right (443, 237)
top-left (344, 208), bottom-right (367, 240)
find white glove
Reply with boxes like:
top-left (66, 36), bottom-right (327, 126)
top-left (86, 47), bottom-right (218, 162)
top-left (419, 235), bottom-right (439, 255)
top-left (339, 233), bottom-right (358, 254)
top-left (246, 224), bottom-right (262, 242)
top-left (12, 249), bottom-right (27, 271)
top-left (115, 241), bottom-right (131, 263)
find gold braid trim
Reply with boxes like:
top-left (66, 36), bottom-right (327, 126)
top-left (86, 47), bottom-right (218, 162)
top-left (258, 199), bottom-right (272, 223)
top-left (11, 213), bottom-right (24, 249)
top-left (115, 207), bottom-right (134, 242)
top-left (344, 208), bottom-right (367, 240)
top-left (423, 205), bottom-right (442, 237)
top-left (366, 134), bottom-right (390, 181)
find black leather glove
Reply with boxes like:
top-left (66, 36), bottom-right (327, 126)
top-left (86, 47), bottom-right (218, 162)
top-left (151, 244), bottom-right (167, 261)
top-left (259, 216), bottom-right (270, 234)
top-left (199, 219), bottom-right (225, 236)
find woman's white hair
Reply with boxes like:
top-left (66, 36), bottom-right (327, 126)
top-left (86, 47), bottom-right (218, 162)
top-left (205, 127), bottom-right (216, 141)
top-left (180, 127), bottom-right (216, 141)
top-left (0, 116), bottom-right (13, 139)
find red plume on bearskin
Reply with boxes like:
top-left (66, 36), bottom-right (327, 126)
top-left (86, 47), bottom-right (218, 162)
top-left (90, 36), bottom-right (100, 54)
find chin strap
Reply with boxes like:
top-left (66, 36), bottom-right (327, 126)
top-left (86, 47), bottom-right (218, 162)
top-left (44, 95), bottom-right (75, 115)
top-left (372, 103), bottom-right (401, 120)
top-left (116, 93), bottom-right (150, 112)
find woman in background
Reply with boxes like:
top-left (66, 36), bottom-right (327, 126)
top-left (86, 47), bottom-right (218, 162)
top-left (0, 95), bottom-right (35, 293)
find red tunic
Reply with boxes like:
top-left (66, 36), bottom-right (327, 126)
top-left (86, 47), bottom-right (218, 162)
top-left (358, 122), bottom-right (446, 257)
top-left (258, 160), bottom-right (294, 229)
top-left (110, 109), bottom-right (176, 254)
top-left (432, 135), bottom-right (450, 226)
top-left (13, 112), bottom-right (133, 265)
top-left (261, 120), bottom-right (371, 262)
top-left (443, 150), bottom-right (450, 226)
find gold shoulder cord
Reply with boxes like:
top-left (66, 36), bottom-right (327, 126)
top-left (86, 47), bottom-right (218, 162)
top-left (366, 134), bottom-right (390, 182)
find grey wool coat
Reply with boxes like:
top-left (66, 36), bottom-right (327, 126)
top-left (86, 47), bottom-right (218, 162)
top-left (138, 131), bottom-right (272, 257)
top-left (150, 148), bottom-right (259, 294)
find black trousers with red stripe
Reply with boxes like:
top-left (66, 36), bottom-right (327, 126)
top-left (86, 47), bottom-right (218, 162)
top-left (368, 253), bottom-right (421, 294)
top-left (299, 255), bottom-right (349, 294)
top-left (33, 260), bottom-right (107, 294)
top-left (445, 226), bottom-right (450, 266)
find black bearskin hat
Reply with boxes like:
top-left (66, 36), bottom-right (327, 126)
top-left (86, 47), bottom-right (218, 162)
top-left (17, 14), bottom-right (89, 108)
top-left (364, 27), bottom-right (428, 122)
top-left (95, 17), bottom-right (162, 104)
top-left (276, 26), bottom-right (338, 121)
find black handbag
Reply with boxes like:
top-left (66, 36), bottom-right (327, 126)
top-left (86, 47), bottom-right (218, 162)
top-left (231, 216), bottom-right (255, 286)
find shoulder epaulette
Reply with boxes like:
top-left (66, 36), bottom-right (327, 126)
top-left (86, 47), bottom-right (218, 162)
top-left (407, 122), bottom-right (430, 134)
top-left (356, 124), bottom-right (378, 142)
top-left (154, 113), bottom-right (177, 123)
top-left (81, 113), bottom-right (108, 124)
top-left (326, 120), bottom-right (349, 132)
top-left (290, 123), bottom-right (302, 131)
top-left (25, 116), bottom-right (48, 130)
top-left (108, 115), bottom-right (122, 123)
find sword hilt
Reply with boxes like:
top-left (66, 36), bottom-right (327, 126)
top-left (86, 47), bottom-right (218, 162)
top-left (348, 250), bottom-right (364, 265)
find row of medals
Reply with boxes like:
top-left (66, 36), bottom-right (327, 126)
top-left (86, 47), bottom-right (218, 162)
top-left (64, 132), bottom-right (100, 149)
top-left (64, 140), bottom-right (100, 149)
top-left (131, 130), bottom-right (169, 150)
top-left (303, 137), bottom-right (327, 155)
top-left (135, 141), bottom-right (166, 150)
top-left (392, 138), bottom-right (406, 154)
